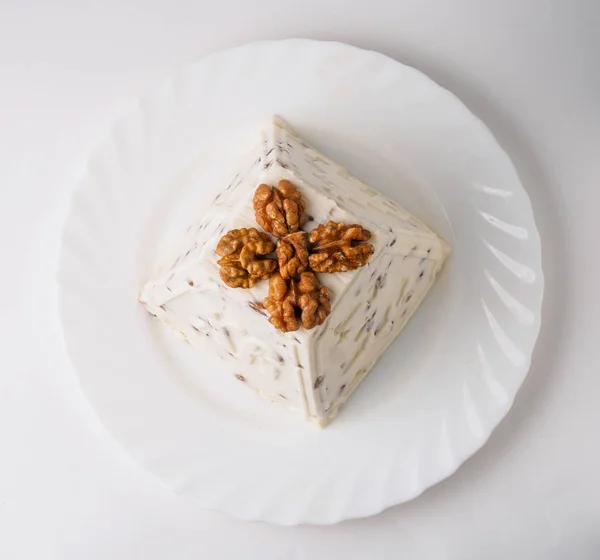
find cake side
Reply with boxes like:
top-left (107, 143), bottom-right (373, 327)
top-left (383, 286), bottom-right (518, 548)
top-left (312, 245), bottom-right (449, 426)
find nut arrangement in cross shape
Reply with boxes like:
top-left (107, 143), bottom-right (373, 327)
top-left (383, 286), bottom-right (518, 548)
top-left (216, 179), bottom-right (375, 332)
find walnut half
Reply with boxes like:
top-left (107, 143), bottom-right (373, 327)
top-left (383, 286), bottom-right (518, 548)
top-left (253, 180), bottom-right (307, 238)
top-left (264, 271), bottom-right (331, 332)
top-left (308, 221), bottom-right (374, 273)
top-left (216, 228), bottom-right (276, 288)
top-left (276, 231), bottom-right (309, 280)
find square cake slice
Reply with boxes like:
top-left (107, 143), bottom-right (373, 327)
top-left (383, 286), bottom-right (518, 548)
top-left (140, 116), bottom-right (450, 427)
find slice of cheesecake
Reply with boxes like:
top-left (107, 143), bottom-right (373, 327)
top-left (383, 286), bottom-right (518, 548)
top-left (140, 116), bottom-right (450, 426)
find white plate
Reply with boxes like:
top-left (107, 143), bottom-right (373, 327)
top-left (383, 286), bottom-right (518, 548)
top-left (58, 39), bottom-right (543, 525)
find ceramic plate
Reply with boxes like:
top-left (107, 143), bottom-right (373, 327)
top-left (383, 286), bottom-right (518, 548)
top-left (58, 39), bottom-right (543, 525)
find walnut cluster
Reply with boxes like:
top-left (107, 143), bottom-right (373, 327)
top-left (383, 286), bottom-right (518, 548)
top-left (215, 180), bottom-right (374, 332)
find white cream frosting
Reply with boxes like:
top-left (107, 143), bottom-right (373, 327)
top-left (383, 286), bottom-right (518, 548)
top-left (140, 116), bottom-right (450, 426)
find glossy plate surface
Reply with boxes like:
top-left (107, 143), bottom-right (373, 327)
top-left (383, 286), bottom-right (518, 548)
top-left (58, 39), bottom-right (543, 525)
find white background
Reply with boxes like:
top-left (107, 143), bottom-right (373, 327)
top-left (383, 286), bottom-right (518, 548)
top-left (1, 1), bottom-right (599, 558)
